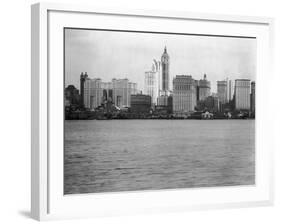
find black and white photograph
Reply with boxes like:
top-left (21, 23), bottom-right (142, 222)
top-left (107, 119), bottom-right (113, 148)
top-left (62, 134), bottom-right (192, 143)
top-left (64, 28), bottom-right (256, 195)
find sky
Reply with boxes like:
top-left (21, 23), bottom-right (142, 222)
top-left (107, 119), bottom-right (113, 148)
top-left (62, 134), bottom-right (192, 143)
top-left (64, 28), bottom-right (256, 93)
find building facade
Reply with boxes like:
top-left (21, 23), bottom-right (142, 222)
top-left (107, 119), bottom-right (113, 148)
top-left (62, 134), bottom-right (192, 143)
top-left (234, 79), bottom-right (251, 110)
top-left (84, 78), bottom-right (103, 109)
top-left (144, 70), bottom-right (157, 105)
top-left (173, 75), bottom-right (197, 113)
top-left (198, 74), bottom-right (211, 101)
top-left (205, 96), bottom-right (220, 112)
top-left (157, 94), bottom-right (170, 106)
top-left (82, 75), bottom-right (137, 109)
top-left (196, 95), bottom-right (219, 112)
top-left (110, 78), bottom-right (138, 108)
top-left (217, 80), bottom-right (228, 104)
top-left (111, 78), bottom-right (129, 108)
top-left (144, 62), bottom-right (159, 105)
top-left (153, 59), bottom-right (162, 98)
top-left (129, 82), bottom-right (138, 96)
top-left (130, 94), bottom-right (152, 113)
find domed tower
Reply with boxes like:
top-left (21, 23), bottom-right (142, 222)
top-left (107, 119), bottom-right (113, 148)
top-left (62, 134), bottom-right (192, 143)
top-left (161, 46), bottom-right (170, 91)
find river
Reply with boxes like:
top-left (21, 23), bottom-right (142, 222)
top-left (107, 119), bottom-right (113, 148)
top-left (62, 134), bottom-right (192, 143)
top-left (64, 120), bottom-right (255, 194)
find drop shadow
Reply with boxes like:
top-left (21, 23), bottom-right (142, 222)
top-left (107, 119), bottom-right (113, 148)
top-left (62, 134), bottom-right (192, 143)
top-left (18, 210), bottom-right (32, 219)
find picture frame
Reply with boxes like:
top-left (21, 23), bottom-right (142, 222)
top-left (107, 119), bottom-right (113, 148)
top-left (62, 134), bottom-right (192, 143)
top-left (31, 2), bottom-right (274, 221)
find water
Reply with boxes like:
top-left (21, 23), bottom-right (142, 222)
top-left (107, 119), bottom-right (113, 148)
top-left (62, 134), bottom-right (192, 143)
top-left (64, 120), bottom-right (255, 194)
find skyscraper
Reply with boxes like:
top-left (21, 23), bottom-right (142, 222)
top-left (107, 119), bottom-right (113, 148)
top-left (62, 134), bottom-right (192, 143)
top-left (101, 82), bottom-right (113, 102)
top-left (161, 46), bottom-right (170, 91)
top-left (112, 78), bottom-right (138, 108)
top-left (82, 75), bottom-right (137, 109)
top-left (84, 78), bottom-right (103, 109)
top-left (144, 61), bottom-right (160, 105)
top-left (217, 80), bottom-right (228, 104)
top-left (173, 75), bottom-right (197, 113)
top-left (80, 72), bottom-right (88, 107)
top-left (144, 70), bottom-right (157, 105)
top-left (234, 79), bottom-right (251, 110)
top-left (198, 74), bottom-right (211, 101)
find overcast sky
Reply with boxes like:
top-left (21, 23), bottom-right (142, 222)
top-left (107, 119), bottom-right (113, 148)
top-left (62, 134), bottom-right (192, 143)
top-left (65, 28), bottom-right (256, 93)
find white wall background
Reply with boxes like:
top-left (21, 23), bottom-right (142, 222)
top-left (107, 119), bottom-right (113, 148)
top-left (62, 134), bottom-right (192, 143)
top-left (0, 0), bottom-right (280, 223)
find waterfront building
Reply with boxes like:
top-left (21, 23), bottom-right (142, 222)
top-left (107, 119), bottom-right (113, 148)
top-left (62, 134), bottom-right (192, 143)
top-left (155, 95), bottom-right (173, 115)
top-left (196, 95), bottom-right (219, 112)
top-left (198, 74), bottom-right (211, 101)
top-left (206, 96), bottom-right (220, 112)
top-left (234, 79), bottom-right (251, 110)
top-left (217, 80), bottom-right (228, 104)
top-left (65, 85), bottom-right (80, 106)
top-left (82, 74), bottom-right (137, 109)
top-left (130, 94), bottom-right (152, 114)
top-left (84, 78), bottom-right (103, 109)
top-left (111, 78), bottom-right (137, 108)
top-left (173, 75), bottom-right (197, 113)
top-left (155, 98), bottom-right (173, 115)
top-left (251, 81), bottom-right (255, 113)
top-left (157, 94), bottom-right (169, 106)
top-left (157, 93), bottom-right (173, 114)
top-left (161, 46), bottom-right (170, 92)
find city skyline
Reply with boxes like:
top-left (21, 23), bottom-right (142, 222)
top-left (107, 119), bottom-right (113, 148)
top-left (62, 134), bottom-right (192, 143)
top-left (65, 28), bottom-right (256, 93)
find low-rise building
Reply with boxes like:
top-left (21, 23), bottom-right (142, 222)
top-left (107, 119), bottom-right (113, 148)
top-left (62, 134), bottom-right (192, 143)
top-left (196, 95), bottom-right (219, 112)
top-left (130, 94), bottom-right (152, 114)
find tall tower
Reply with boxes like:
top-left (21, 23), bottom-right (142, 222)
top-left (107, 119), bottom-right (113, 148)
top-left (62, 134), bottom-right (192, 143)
top-left (80, 72), bottom-right (88, 108)
top-left (161, 46), bottom-right (170, 91)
